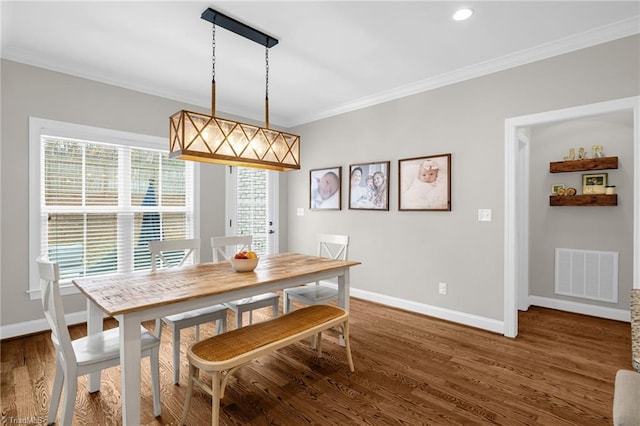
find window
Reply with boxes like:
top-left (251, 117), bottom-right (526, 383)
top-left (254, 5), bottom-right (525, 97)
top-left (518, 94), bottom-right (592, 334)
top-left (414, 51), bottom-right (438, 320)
top-left (29, 118), bottom-right (197, 298)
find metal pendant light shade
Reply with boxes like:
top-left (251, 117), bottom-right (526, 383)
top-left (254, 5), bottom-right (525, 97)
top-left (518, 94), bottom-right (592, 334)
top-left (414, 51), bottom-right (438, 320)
top-left (169, 8), bottom-right (300, 171)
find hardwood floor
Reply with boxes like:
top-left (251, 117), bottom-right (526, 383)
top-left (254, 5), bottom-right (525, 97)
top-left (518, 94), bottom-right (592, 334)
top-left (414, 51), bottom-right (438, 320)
top-left (1, 297), bottom-right (632, 425)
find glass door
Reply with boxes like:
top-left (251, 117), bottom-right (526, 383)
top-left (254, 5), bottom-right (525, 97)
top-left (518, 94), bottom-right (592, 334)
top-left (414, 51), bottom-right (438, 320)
top-left (225, 166), bottom-right (278, 256)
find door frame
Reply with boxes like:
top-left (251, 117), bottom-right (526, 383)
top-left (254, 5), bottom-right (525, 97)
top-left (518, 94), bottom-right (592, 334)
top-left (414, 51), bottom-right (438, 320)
top-left (503, 96), bottom-right (640, 338)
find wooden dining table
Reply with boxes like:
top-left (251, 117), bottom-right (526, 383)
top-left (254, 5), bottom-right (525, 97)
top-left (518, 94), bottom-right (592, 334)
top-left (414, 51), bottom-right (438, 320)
top-left (72, 252), bottom-right (360, 425)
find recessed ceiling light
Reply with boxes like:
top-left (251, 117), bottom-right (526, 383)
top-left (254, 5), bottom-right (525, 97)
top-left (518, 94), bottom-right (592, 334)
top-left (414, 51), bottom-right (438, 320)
top-left (453, 8), bottom-right (474, 21)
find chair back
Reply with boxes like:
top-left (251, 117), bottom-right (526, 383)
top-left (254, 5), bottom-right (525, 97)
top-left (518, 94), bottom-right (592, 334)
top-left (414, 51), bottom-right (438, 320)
top-left (37, 256), bottom-right (77, 365)
top-left (148, 239), bottom-right (200, 271)
top-left (317, 234), bottom-right (349, 261)
top-left (211, 235), bottom-right (253, 262)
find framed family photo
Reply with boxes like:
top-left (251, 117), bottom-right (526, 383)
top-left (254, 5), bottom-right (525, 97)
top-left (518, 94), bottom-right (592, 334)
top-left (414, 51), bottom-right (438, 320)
top-left (398, 153), bottom-right (451, 211)
top-left (582, 172), bottom-right (607, 194)
top-left (348, 161), bottom-right (390, 210)
top-left (310, 166), bottom-right (342, 210)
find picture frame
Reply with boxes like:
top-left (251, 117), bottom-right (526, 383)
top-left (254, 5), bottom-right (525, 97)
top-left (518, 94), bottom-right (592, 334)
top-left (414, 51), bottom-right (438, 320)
top-left (348, 161), bottom-right (390, 210)
top-left (582, 173), bottom-right (607, 194)
top-left (398, 153), bottom-right (451, 211)
top-left (551, 183), bottom-right (566, 194)
top-left (309, 166), bottom-right (342, 210)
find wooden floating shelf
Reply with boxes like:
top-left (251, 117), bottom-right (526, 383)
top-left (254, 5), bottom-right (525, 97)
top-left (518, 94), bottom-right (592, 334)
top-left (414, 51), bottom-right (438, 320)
top-left (549, 156), bottom-right (618, 173)
top-left (549, 194), bottom-right (617, 206)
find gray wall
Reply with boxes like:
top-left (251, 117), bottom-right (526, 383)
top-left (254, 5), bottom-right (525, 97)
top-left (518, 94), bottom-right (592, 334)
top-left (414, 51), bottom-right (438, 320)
top-left (0, 59), bottom-right (290, 327)
top-left (1, 35), bottom-right (638, 332)
top-left (287, 35), bottom-right (639, 321)
top-left (530, 111), bottom-right (634, 308)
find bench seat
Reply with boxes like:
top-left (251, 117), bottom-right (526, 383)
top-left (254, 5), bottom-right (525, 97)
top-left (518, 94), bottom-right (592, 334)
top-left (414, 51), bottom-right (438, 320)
top-left (181, 304), bottom-right (355, 425)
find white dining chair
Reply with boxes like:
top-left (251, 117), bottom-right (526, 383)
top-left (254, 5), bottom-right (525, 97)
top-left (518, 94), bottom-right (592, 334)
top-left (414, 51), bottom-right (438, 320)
top-left (211, 235), bottom-right (279, 328)
top-left (149, 239), bottom-right (228, 385)
top-left (37, 255), bottom-right (161, 425)
top-left (283, 234), bottom-right (350, 313)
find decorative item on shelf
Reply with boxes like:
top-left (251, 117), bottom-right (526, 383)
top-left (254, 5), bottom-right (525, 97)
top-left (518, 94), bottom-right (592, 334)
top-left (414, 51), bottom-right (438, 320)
top-left (582, 172), bottom-right (608, 194)
top-left (606, 185), bottom-right (616, 195)
top-left (592, 145), bottom-right (605, 158)
top-left (566, 187), bottom-right (577, 196)
top-left (555, 188), bottom-right (566, 196)
top-left (563, 148), bottom-right (576, 161)
top-left (551, 183), bottom-right (566, 194)
top-left (169, 8), bottom-right (300, 171)
top-left (577, 147), bottom-right (588, 160)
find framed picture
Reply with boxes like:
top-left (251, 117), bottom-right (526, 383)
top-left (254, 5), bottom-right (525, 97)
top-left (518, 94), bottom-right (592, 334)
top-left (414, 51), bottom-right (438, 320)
top-left (310, 166), bottom-right (342, 210)
top-left (582, 173), bottom-right (607, 194)
top-left (398, 153), bottom-right (451, 211)
top-left (348, 161), bottom-right (390, 210)
top-left (551, 183), bottom-right (566, 194)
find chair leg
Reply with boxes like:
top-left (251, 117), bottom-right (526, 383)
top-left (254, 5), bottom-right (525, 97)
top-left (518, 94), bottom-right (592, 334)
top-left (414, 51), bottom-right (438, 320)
top-left (194, 324), bottom-right (200, 341)
top-left (211, 371), bottom-right (222, 426)
top-left (181, 364), bottom-right (197, 425)
top-left (173, 327), bottom-right (181, 385)
top-left (316, 332), bottom-right (323, 357)
top-left (272, 299), bottom-right (278, 318)
top-left (248, 310), bottom-right (254, 325)
top-left (283, 293), bottom-right (291, 314)
top-left (48, 358), bottom-right (64, 425)
top-left (150, 347), bottom-right (161, 417)
top-left (60, 370), bottom-right (77, 426)
top-left (236, 310), bottom-right (243, 329)
top-left (216, 316), bottom-right (227, 334)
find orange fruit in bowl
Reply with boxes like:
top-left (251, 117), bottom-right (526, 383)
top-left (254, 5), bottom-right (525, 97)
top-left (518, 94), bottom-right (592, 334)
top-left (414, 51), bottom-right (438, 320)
top-left (246, 251), bottom-right (257, 259)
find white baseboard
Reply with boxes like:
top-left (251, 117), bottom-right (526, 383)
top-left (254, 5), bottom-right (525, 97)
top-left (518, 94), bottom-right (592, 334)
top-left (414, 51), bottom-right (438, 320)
top-left (528, 295), bottom-right (630, 322)
top-left (11, 289), bottom-right (624, 340)
top-left (319, 281), bottom-right (505, 335)
top-left (0, 311), bottom-right (87, 340)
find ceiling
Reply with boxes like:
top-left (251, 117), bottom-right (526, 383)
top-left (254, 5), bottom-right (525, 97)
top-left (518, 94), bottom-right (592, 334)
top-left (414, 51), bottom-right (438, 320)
top-left (1, 1), bottom-right (639, 128)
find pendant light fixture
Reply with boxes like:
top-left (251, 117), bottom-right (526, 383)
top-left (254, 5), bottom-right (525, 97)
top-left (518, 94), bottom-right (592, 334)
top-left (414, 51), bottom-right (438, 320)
top-left (169, 8), bottom-right (300, 171)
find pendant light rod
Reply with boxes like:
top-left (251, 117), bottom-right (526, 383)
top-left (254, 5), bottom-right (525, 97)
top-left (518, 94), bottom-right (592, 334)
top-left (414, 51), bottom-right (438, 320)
top-left (201, 8), bottom-right (278, 48)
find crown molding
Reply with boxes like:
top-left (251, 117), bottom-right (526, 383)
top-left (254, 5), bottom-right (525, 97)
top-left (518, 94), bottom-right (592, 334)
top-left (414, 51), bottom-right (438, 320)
top-left (291, 16), bottom-right (640, 127)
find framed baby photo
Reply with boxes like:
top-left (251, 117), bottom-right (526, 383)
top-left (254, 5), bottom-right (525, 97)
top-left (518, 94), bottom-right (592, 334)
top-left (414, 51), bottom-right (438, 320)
top-left (398, 153), bottom-right (451, 211)
top-left (310, 166), bottom-right (342, 210)
top-left (582, 172), bottom-right (607, 194)
top-left (348, 161), bottom-right (390, 211)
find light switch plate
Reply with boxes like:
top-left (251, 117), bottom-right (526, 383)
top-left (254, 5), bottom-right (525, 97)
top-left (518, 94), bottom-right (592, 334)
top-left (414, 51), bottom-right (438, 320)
top-left (297, 208), bottom-right (304, 217)
top-left (478, 209), bottom-right (492, 222)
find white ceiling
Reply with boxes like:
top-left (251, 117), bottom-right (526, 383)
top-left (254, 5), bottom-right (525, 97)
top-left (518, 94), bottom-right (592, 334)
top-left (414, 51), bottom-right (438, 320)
top-left (1, 1), bottom-right (639, 128)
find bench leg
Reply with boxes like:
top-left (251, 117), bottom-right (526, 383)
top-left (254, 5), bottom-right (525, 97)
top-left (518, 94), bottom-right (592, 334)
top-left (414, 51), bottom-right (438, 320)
top-left (343, 320), bottom-right (355, 372)
top-left (211, 371), bottom-right (222, 426)
top-left (181, 364), bottom-right (197, 425)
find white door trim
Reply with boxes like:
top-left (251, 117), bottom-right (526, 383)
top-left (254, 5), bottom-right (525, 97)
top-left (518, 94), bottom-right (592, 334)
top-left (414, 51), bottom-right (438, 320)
top-left (504, 96), bottom-right (640, 338)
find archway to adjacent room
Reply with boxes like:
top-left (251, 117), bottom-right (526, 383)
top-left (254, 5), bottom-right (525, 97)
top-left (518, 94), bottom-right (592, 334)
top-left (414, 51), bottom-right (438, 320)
top-left (503, 96), bottom-right (640, 338)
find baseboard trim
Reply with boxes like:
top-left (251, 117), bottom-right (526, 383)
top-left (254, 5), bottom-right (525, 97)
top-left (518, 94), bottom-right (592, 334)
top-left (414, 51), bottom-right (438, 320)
top-left (317, 281), bottom-right (505, 335)
top-left (528, 295), bottom-right (630, 322)
top-left (0, 311), bottom-right (87, 340)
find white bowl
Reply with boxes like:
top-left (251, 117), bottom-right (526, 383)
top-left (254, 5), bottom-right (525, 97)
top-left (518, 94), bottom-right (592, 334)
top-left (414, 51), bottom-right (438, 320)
top-left (230, 257), bottom-right (259, 272)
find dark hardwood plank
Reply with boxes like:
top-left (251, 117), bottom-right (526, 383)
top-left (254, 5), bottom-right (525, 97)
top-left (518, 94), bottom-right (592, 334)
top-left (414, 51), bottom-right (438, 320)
top-left (0, 297), bottom-right (632, 425)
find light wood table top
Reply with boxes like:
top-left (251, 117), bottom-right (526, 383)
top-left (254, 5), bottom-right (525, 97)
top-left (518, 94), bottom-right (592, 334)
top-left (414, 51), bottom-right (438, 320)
top-left (73, 252), bottom-right (360, 317)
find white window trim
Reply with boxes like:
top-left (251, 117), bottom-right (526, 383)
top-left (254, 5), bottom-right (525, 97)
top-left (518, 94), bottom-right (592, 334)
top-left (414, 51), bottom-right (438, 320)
top-left (28, 117), bottom-right (200, 300)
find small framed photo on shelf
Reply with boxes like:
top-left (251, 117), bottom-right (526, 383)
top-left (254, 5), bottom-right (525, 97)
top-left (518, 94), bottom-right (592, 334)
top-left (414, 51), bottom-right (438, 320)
top-left (551, 183), bottom-right (565, 194)
top-left (582, 173), bottom-right (607, 194)
top-left (310, 166), bottom-right (342, 210)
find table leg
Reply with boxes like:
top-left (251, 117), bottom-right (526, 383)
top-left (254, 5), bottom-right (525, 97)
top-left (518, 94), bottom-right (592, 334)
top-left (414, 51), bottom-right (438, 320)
top-left (119, 314), bottom-right (142, 425)
top-left (337, 269), bottom-right (350, 347)
top-left (87, 299), bottom-right (103, 392)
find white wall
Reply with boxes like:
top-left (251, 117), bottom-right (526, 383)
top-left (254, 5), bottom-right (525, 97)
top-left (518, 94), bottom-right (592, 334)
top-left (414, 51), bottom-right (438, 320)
top-left (287, 35), bottom-right (640, 324)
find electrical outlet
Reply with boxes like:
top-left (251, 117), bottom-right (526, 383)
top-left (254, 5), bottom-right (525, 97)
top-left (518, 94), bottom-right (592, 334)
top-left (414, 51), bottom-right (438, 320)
top-left (439, 282), bottom-right (447, 295)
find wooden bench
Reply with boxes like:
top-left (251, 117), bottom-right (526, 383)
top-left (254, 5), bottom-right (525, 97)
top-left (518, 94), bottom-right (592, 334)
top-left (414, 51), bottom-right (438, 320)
top-left (180, 304), bottom-right (355, 425)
